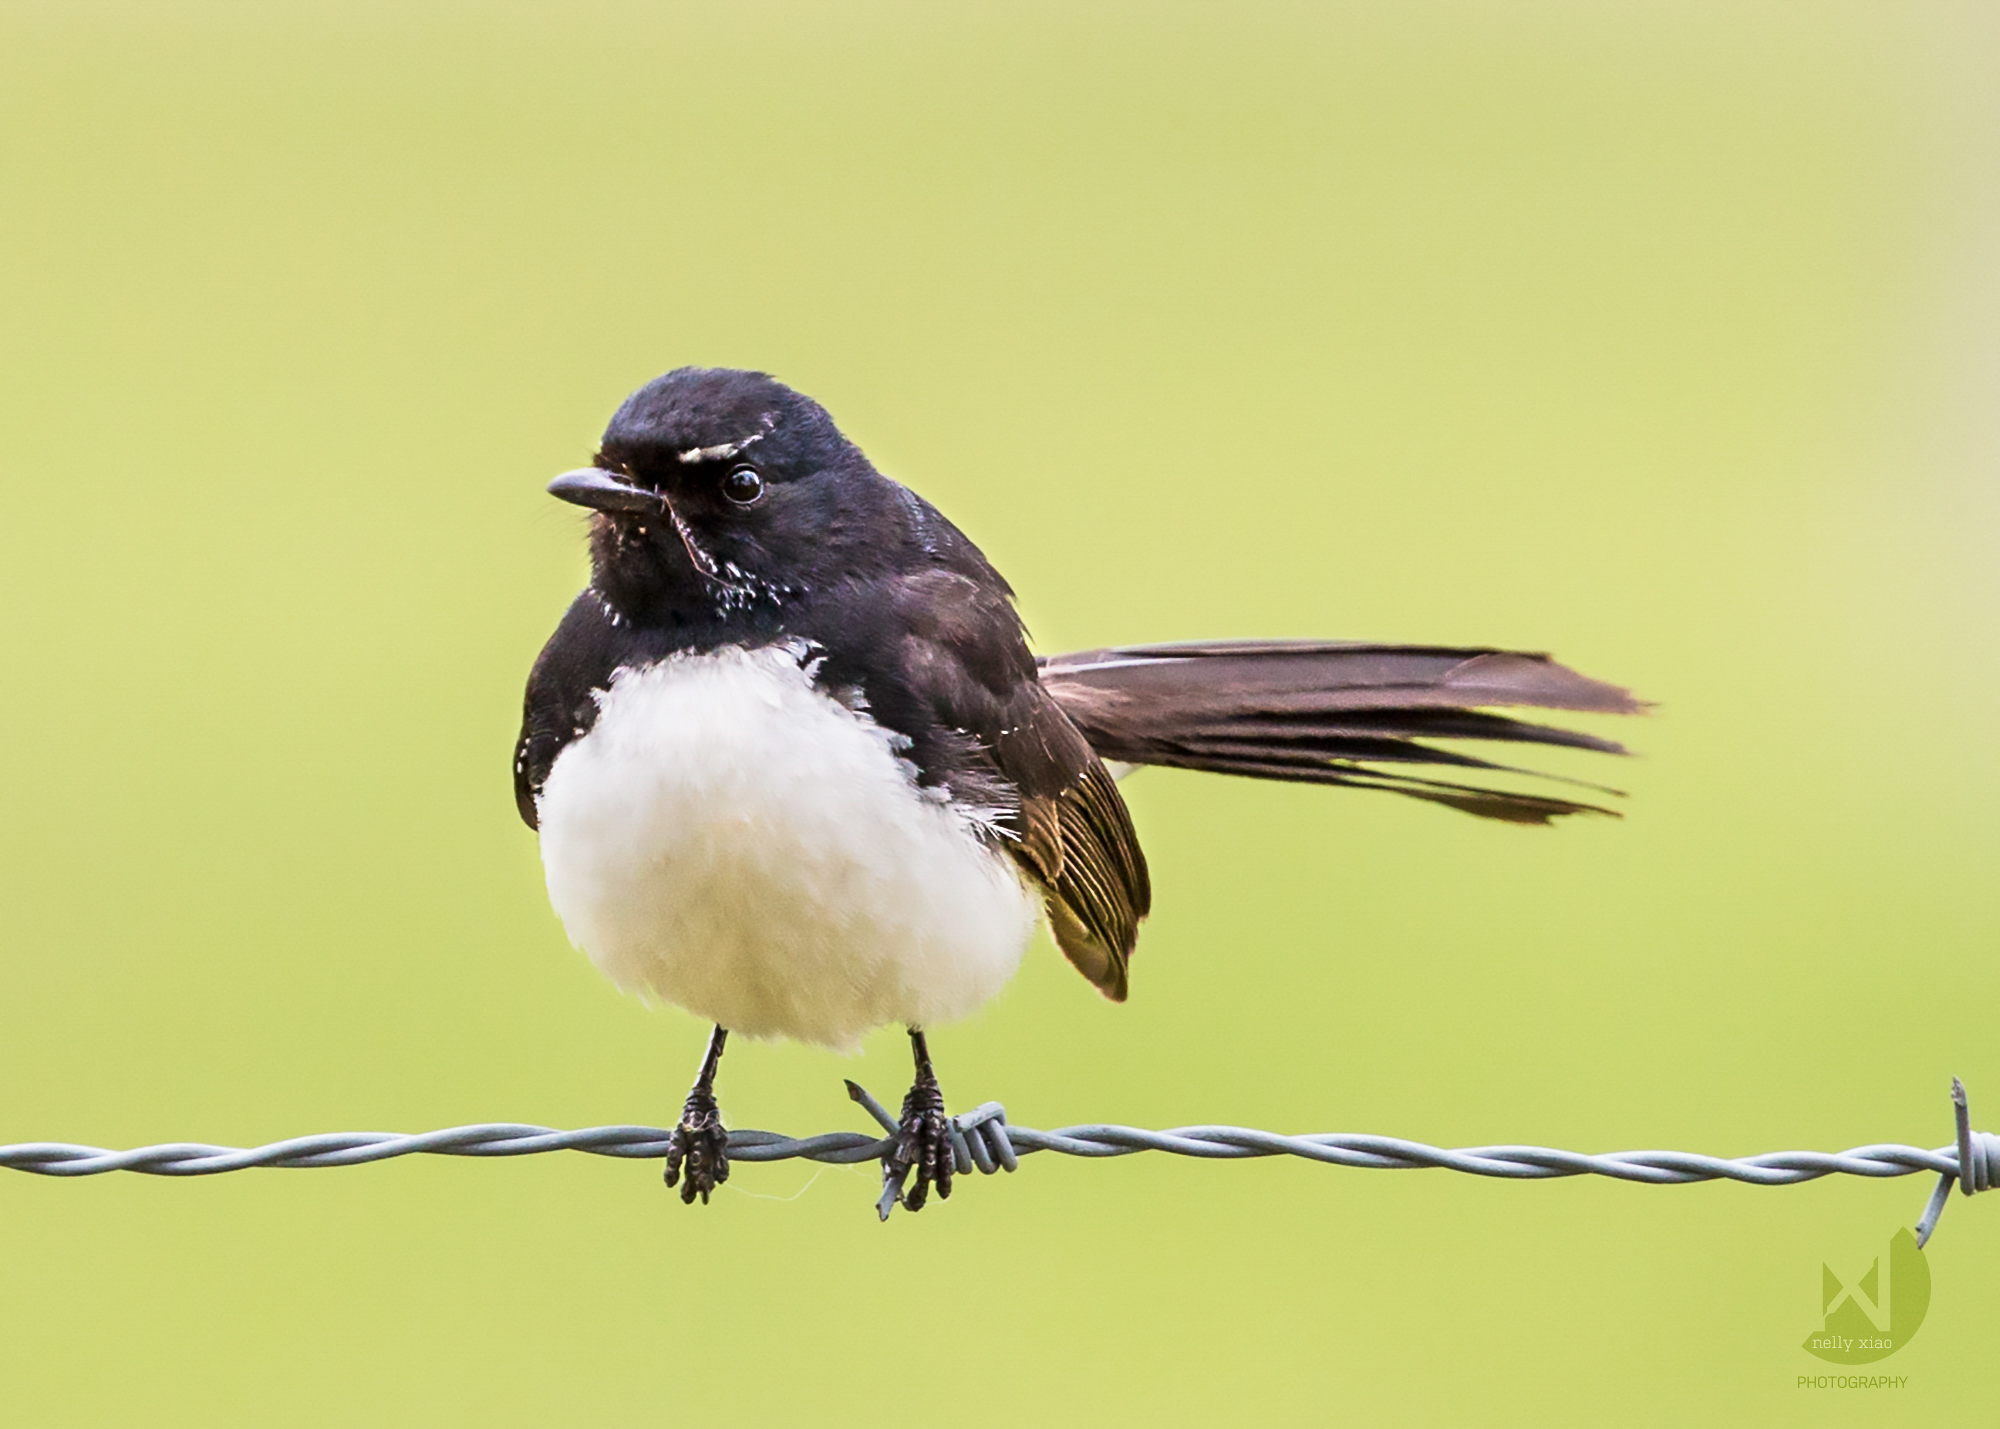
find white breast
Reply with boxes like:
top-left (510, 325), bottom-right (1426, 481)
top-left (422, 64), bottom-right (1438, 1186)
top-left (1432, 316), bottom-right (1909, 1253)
top-left (534, 643), bottom-right (1040, 1051)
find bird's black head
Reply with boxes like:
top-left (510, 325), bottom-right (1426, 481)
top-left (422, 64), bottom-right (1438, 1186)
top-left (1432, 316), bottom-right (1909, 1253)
top-left (549, 368), bottom-right (910, 628)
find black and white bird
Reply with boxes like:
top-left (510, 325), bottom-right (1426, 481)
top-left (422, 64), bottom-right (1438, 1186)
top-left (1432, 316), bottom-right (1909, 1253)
top-left (515, 367), bottom-right (1640, 1211)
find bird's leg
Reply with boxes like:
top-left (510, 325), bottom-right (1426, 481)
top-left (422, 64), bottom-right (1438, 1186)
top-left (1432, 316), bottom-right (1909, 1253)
top-left (664, 1024), bottom-right (730, 1205)
top-left (890, 1027), bottom-right (954, 1211)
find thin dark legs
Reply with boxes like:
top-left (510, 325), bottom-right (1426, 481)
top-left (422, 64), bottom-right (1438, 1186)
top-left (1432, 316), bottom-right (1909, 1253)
top-left (890, 1026), bottom-right (954, 1211)
top-left (664, 1024), bottom-right (730, 1204)
top-left (667, 1023), bottom-right (954, 1213)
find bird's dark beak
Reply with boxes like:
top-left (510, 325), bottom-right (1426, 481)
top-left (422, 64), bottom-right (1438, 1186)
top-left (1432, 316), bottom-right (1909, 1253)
top-left (547, 467), bottom-right (663, 514)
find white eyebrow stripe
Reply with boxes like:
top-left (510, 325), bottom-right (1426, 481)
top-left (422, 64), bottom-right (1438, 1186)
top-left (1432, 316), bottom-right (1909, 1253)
top-left (676, 412), bottom-right (777, 464)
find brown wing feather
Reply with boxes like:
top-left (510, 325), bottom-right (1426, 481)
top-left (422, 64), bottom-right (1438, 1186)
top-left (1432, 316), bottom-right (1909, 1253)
top-left (1010, 788), bottom-right (1063, 885)
top-left (1015, 760), bottom-right (1151, 1000)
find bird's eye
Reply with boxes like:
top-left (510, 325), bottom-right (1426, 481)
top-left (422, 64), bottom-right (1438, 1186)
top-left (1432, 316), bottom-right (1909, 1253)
top-left (720, 465), bottom-right (765, 506)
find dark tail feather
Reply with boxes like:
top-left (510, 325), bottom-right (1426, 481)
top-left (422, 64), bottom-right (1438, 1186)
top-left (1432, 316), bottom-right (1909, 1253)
top-left (1036, 640), bottom-right (1645, 824)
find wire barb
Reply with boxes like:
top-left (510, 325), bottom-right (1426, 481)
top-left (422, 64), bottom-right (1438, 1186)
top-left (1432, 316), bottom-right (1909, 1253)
top-left (1, 1080), bottom-right (1989, 1233)
top-left (1914, 1077), bottom-right (1998, 1248)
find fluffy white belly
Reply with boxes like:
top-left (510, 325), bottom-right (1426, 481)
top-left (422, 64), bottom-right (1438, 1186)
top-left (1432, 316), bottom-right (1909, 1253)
top-left (535, 643), bottom-right (1040, 1051)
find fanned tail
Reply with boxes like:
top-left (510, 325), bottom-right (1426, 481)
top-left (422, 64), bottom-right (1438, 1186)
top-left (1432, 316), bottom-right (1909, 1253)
top-left (1036, 640), bottom-right (1645, 824)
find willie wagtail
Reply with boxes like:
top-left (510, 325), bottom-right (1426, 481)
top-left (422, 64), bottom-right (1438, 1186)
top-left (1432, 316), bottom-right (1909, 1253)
top-left (516, 367), bottom-right (1640, 1211)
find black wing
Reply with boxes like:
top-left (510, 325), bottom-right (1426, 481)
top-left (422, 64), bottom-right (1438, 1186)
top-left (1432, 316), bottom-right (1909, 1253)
top-left (809, 570), bottom-right (1152, 999)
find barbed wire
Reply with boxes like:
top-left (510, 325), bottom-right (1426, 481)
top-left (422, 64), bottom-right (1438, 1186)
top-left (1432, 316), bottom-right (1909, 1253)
top-left (5, 1077), bottom-right (1993, 1240)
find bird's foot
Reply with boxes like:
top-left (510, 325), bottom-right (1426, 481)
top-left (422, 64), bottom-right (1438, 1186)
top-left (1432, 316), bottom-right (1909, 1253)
top-left (664, 1089), bottom-right (729, 1205)
top-left (888, 1069), bottom-right (954, 1213)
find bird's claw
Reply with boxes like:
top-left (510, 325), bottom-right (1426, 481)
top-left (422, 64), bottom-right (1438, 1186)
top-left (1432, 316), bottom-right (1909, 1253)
top-left (664, 1090), bottom-right (729, 1204)
top-left (888, 1073), bottom-right (954, 1212)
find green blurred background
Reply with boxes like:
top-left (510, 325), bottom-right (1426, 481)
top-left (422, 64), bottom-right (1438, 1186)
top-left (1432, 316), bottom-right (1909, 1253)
top-left (2, 1), bottom-right (1995, 1420)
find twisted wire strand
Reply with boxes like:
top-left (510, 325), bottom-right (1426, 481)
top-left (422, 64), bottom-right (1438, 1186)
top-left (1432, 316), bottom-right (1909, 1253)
top-left (4, 1094), bottom-right (1993, 1193)
top-left (11, 1078), bottom-right (1990, 1236)
top-left (7, 1078), bottom-right (1994, 1238)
